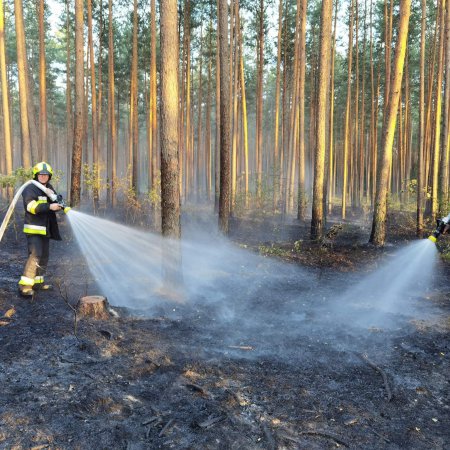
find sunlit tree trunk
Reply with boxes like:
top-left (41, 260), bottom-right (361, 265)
top-left (255, 0), bottom-right (264, 201)
top-left (38, 0), bottom-right (47, 161)
top-left (0, 0), bottom-right (12, 179)
top-left (297, 0), bottom-right (307, 220)
top-left (342, 0), bottom-right (354, 219)
top-left (184, 0), bottom-right (192, 200)
top-left (218, 0), bottom-right (231, 234)
top-left (160, 0), bottom-right (181, 287)
top-left (237, 6), bottom-right (249, 207)
top-left (441, 0), bottom-right (450, 210)
top-left (87, 0), bottom-right (99, 210)
top-left (273, 0), bottom-right (283, 210)
top-left (359, 0), bottom-right (367, 207)
top-left (107, 0), bottom-right (117, 207)
top-left (148, 0), bottom-right (157, 194)
top-left (70, 0), bottom-right (85, 207)
top-left (311, 0), bottom-right (332, 239)
top-left (431, 0), bottom-right (446, 219)
top-left (129, 0), bottom-right (139, 192)
top-left (197, 25), bottom-right (204, 200)
top-left (231, 1), bottom-right (239, 210)
top-left (370, 0), bottom-right (410, 246)
top-left (215, 0), bottom-right (221, 213)
top-left (14, 0), bottom-right (32, 167)
top-left (65, 0), bottom-right (73, 195)
top-left (328, 0), bottom-right (337, 214)
top-left (205, 18), bottom-right (213, 200)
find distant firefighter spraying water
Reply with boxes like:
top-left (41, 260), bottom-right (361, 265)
top-left (17, 162), bottom-right (70, 297)
top-left (428, 211), bottom-right (450, 243)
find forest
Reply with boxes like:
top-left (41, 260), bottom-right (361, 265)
top-left (0, 1), bottom-right (450, 448)
top-left (0, 0), bottom-right (448, 244)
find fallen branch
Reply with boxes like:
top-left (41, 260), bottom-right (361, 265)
top-left (261, 422), bottom-right (276, 450)
top-left (280, 430), bottom-right (349, 448)
top-left (185, 383), bottom-right (210, 397)
top-left (360, 353), bottom-right (393, 402)
top-left (197, 415), bottom-right (225, 429)
top-left (159, 418), bottom-right (175, 437)
top-left (228, 345), bottom-right (253, 351)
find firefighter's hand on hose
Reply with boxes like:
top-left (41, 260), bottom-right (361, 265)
top-left (49, 203), bottom-right (62, 211)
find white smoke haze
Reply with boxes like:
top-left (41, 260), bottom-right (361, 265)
top-left (67, 211), bottom-right (442, 360)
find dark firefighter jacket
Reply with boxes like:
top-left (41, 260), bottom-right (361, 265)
top-left (22, 182), bottom-right (62, 240)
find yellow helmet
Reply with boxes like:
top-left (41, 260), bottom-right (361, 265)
top-left (32, 161), bottom-right (53, 179)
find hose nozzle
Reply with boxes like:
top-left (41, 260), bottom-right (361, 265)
top-left (428, 235), bottom-right (437, 243)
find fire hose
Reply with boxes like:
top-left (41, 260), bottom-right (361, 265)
top-left (0, 180), bottom-right (70, 243)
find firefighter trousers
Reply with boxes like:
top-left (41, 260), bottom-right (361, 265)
top-left (20, 235), bottom-right (50, 286)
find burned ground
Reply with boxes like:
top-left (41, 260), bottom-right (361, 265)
top-left (0, 212), bottom-right (449, 449)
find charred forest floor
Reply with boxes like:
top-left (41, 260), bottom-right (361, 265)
top-left (0, 208), bottom-right (449, 450)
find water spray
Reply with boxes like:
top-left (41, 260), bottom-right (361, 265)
top-left (428, 212), bottom-right (450, 243)
top-left (0, 180), bottom-right (70, 243)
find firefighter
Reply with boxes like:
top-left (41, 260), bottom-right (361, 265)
top-left (18, 162), bottom-right (62, 296)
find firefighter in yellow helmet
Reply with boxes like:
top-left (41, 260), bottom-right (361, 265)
top-left (18, 162), bottom-right (63, 296)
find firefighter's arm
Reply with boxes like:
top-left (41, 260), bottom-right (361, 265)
top-left (23, 189), bottom-right (52, 215)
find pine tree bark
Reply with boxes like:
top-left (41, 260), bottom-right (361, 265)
top-left (14, 0), bottom-right (32, 167)
top-left (160, 0), bottom-right (181, 238)
top-left (370, 0), bottom-right (411, 246)
top-left (38, 0), bottom-right (48, 161)
top-left (218, 0), bottom-right (231, 234)
top-left (87, 0), bottom-right (99, 210)
top-left (107, 0), bottom-right (117, 207)
top-left (311, 0), bottom-right (333, 239)
top-left (65, 0), bottom-right (73, 195)
top-left (70, 0), bottom-right (84, 207)
top-left (129, 0), bottom-right (139, 193)
top-left (431, 0), bottom-right (446, 219)
top-left (0, 0), bottom-right (12, 177)
top-left (342, 0), bottom-right (354, 219)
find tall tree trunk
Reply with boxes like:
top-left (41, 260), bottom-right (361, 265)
top-left (255, 0), bottom-right (264, 201)
top-left (215, 0), bottom-right (221, 213)
top-left (297, 0), bottom-right (307, 220)
top-left (14, 0), bottom-right (32, 167)
top-left (160, 0), bottom-right (181, 286)
top-left (311, 0), bottom-right (333, 239)
top-left (237, 7), bottom-right (249, 208)
top-left (38, 0), bottom-right (47, 161)
top-left (87, 0), bottom-right (99, 210)
top-left (342, 0), bottom-right (354, 219)
top-left (328, 0), bottom-right (337, 214)
top-left (218, 0), bottom-right (231, 234)
top-left (205, 18), bottom-right (213, 200)
top-left (149, 0), bottom-right (157, 194)
top-left (441, 0), bottom-right (450, 210)
top-left (65, 0), bottom-right (73, 194)
top-left (129, 0), bottom-right (139, 192)
top-left (70, 0), bottom-right (85, 207)
top-left (431, 0), bottom-right (446, 219)
top-left (0, 0), bottom-right (12, 177)
top-left (273, 0), bottom-right (283, 210)
top-left (107, 0), bottom-right (117, 207)
top-left (370, 0), bottom-right (411, 246)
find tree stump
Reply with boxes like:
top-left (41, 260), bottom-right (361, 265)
top-left (77, 295), bottom-right (110, 320)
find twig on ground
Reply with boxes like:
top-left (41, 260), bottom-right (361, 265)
top-left (55, 278), bottom-right (79, 338)
top-left (197, 415), bottom-right (226, 429)
top-left (360, 353), bottom-right (393, 402)
top-left (261, 422), bottom-right (276, 450)
top-left (158, 418), bottom-right (174, 437)
top-left (185, 383), bottom-right (210, 397)
top-left (368, 426), bottom-right (391, 443)
top-left (280, 430), bottom-right (349, 448)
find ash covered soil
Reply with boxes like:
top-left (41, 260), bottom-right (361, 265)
top-left (0, 212), bottom-right (449, 449)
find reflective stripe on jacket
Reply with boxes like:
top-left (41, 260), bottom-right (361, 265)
top-left (22, 183), bottom-right (62, 240)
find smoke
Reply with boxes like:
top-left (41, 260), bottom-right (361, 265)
top-left (66, 211), bottom-right (441, 360)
